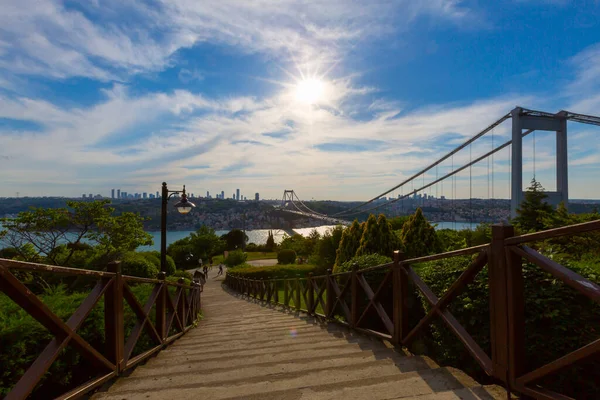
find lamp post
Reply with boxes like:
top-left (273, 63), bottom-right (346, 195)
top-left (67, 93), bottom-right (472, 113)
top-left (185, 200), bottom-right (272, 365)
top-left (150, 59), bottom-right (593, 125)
top-left (161, 182), bottom-right (195, 273)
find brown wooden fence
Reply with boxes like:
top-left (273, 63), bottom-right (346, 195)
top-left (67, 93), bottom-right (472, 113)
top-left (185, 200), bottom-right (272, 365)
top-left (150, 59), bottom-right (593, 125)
top-left (0, 258), bottom-right (203, 400)
top-left (225, 221), bottom-right (600, 400)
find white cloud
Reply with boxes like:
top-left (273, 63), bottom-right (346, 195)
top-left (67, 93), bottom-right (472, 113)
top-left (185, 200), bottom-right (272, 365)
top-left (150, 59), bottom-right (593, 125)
top-left (0, 0), bottom-right (475, 82)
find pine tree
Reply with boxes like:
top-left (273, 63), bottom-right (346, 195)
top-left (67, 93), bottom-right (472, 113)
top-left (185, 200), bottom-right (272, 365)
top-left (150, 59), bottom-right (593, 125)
top-left (334, 220), bottom-right (363, 267)
top-left (265, 230), bottom-right (275, 251)
top-left (399, 208), bottom-right (440, 258)
top-left (514, 178), bottom-right (555, 232)
top-left (355, 214), bottom-right (399, 257)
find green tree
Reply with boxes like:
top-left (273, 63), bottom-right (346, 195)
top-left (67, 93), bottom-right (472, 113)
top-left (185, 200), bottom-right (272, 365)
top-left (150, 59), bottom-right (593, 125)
top-left (279, 234), bottom-right (307, 255)
top-left (399, 208), bottom-right (440, 258)
top-left (513, 178), bottom-right (555, 232)
top-left (221, 229), bottom-right (248, 250)
top-left (188, 226), bottom-right (225, 261)
top-left (0, 200), bottom-right (151, 266)
top-left (355, 214), bottom-right (400, 258)
top-left (265, 230), bottom-right (275, 251)
top-left (334, 220), bottom-right (363, 267)
top-left (313, 225), bottom-right (344, 270)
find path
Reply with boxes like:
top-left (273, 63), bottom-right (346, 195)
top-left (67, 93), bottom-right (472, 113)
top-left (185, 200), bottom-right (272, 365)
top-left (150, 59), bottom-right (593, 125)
top-left (92, 277), bottom-right (508, 400)
top-left (247, 258), bottom-right (278, 266)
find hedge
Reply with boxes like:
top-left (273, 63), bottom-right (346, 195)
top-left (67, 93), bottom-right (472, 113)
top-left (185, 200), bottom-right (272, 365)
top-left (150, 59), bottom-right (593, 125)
top-left (227, 264), bottom-right (317, 280)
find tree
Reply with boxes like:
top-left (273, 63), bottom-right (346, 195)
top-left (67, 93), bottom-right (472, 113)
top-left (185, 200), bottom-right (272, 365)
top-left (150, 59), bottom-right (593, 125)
top-left (313, 225), bottom-right (344, 270)
top-left (355, 214), bottom-right (400, 258)
top-left (514, 178), bottom-right (555, 232)
top-left (399, 208), bottom-right (440, 258)
top-left (221, 229), bottom-right (248, 250)
top-left (334, 220), bottom-right (363, 267)
top-left (265, 230), bottom-right (275, 252)
top-left (0, 200), bottom-right (152, 266)
top-left (189, 226), bottom-right (224, 261)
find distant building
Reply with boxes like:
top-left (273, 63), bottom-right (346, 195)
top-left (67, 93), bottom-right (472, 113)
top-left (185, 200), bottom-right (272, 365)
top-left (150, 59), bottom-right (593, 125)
top-left (206, 191), bottom-right (210, 198)
top-left (255, 192), bottom-right (259, 201)
top-left (111, 189), bottom-right (115, 199)
top-left (89, 193), bottom-right (93, 198)
top-left (149, 194), bottom-right (155, 199)
top-left (121, 191), bottom-right (127, 198)
top-left (82, 194), bottom-right (86, 198)
top-left (221, 190), bottom-right (225, 199)
top-left (232, 193), bottom-right (235, 199)
top-left (117, 189), bottom-right (120, 199)
top-left (236, 189), bottom-right (240, 201)
top-left (156, 191), bottom-right (159, 198)
top-left (143, 192), bottom-right (147, 199)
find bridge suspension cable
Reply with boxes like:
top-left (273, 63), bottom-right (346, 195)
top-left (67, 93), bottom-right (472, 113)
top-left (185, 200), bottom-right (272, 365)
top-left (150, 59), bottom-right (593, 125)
top-left (332, 112), bottom-right (512, 217)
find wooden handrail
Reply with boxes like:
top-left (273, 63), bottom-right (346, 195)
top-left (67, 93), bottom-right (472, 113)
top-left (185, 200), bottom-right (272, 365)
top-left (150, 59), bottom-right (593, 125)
top-left (225, 220), bottom-right (600, 400)
top-left (504, 219), bottom-right (600, 246)
top-left (0, 259), bottom-right (203, 399)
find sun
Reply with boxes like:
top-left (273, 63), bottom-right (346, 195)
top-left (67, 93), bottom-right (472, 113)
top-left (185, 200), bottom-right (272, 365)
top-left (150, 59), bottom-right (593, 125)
top-left (295, 78), bottom-right (325, 105)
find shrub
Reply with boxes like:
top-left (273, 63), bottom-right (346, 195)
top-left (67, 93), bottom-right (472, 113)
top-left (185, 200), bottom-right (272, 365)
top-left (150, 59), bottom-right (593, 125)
top-left (171, 270), bottom-right (193, 281)
top-left (334, 253), bottom-right (392, 274)
top-left (121, 252), bottom-right (159, 278)
top-left (414, 256), bottom-right (600, 397)
top-left (277, 249), bottom-right (296, 264)
top-left (227, 264), bottom-right (317, 280)
top-left (224, 250), bottom-right (247, 268)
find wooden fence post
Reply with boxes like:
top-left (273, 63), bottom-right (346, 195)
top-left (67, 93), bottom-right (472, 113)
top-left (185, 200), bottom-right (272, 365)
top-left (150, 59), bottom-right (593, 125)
top-left (178, 278), bottom-right (186, 329)
top-left (105, 261), bottom-right (123, 374)
top-left (351, 263), bottom-right (359, 328)
top-left (295, 275), bottom-right (301, 311)
top-left (284, 276), bottom-right (289, 307)
top-left (155, 271), bottom-right (167, 343)
top-left (392, 250), bottom-right (407, 345)
top-left (326, 269), bottom-right (334, 318)
top-left (307, 273), bottom-right (314, 315)
top-left (489, 224), bottom-right (524, 388)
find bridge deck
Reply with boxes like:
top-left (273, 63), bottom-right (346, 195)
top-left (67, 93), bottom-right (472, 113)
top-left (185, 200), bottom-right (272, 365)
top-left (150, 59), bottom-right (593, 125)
top-left (92, 275), bottom-right (507, 400)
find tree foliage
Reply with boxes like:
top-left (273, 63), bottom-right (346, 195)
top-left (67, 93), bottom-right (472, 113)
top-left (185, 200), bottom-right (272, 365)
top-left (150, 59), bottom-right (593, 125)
top-left (0, 200), bottom-right (152, 266)
top-left (265, 230), bottom-right (276, 252)
top-left (277, 249), bottom-right (297, 264)
top-left (334, 220), bottom-right (363, 267)
top-left (399, 208), bottom-right (440, 258)
top-left (223, 250), bottom-right (248, 268)
top-left (221, 229), bottom-right (248, 250)
top-left (514, 178), bottom-right (555, 232)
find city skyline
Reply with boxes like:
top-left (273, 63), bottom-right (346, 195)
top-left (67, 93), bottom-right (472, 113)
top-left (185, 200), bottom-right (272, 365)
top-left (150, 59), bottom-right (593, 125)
top-left (0, 2), bottom-right (599, 200)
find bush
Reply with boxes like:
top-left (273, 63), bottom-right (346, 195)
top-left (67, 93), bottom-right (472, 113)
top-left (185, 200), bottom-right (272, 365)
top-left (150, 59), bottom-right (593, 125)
top-left (0, 283), bottom-right (155, 398)
top-left (171, 270), bottom-right (193, 281)
top-left (277, 249), bottom-right (296, 264)
top-left (334, 253), bottom-right (392, 274)
top-left (414, 256), bottom-right (600, 398)
top-left (121, 252), bottom-right (159, 278)
top-left (227, 264), bottom-right (317, 280)
top-left (224, 250), bottom-right (247, 268)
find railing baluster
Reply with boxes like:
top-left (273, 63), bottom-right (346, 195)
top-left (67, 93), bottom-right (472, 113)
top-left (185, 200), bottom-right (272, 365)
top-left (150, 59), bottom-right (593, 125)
top-left (351, 264), bottom-right (359, 328)
top-left (105, 261), bottom-right (123, 374)
top-left (295, 275), bottom-right (301, 311)
top-left (392, 250), bottom-right (407, 345)
top-left (307, 273), bottom-right (314, 315)
top-left (155, 272), bottom-right (167, 343)
top-left (326, 269), bottom-right (334, 318)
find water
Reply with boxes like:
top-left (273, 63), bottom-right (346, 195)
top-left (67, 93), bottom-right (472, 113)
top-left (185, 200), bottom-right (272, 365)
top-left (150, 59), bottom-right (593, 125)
top-left (1, 222), bottom-right (478, 252)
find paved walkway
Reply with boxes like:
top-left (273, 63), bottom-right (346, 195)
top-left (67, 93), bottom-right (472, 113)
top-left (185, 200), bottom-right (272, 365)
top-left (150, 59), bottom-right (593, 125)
top-left (92, 276), bottom-right (507, 400)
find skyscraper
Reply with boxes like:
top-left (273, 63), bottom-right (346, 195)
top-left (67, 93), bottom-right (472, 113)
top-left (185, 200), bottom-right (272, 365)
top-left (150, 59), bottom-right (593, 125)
top-left (111, 189), bottom-right (115, 199)
top-left (221, 190), bottom-right (225, 199)
top-left (236, 189), bottom-right (240, 201)
top-left (117, 189), bottom-right (120, 199)
top-left (255, 193), bottom-right (259, 201)
top-left (156, 191), bottom-right (159, 198)
top-left (89, 193), bottom-right (93, 198)
top-left (206, 191), bottom-right (210, 198)
top-left (143, 192), bottom-right (147, 199)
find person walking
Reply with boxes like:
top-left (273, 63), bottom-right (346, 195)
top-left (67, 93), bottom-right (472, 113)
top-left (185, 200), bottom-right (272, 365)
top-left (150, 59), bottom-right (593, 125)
top-left (217, 264), bottom-right (224, 277)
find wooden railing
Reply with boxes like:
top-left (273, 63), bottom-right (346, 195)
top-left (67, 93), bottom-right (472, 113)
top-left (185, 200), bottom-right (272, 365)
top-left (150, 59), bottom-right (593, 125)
top-left (225, 221), bottom-right (600, 400)
top-left (0, 258), bottom-right (203, 400)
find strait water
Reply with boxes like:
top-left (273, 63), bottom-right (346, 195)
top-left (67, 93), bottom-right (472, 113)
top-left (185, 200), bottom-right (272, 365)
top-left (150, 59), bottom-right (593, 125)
top-left (1, 222), bottom-right (478, 252)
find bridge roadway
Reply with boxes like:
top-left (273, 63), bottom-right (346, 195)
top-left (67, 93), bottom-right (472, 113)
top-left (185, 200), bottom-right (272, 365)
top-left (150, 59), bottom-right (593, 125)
top-left (92, 274), bottom-right (507, 400)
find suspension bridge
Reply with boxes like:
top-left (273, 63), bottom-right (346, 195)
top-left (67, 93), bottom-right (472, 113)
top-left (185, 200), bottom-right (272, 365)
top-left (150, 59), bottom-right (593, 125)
top-left (1, 106), bottom-right (599, 400)
top-left (279, 106), bottom-right (600, 225)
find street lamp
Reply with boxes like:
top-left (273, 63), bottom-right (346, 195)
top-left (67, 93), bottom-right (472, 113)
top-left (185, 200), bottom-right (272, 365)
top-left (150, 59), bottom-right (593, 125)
top-left (161, 182), bottom-right (195, 272)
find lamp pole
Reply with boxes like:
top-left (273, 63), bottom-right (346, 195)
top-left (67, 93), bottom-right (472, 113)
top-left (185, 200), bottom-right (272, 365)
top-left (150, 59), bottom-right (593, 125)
top-left (160, 182), bottom-right (195, 273)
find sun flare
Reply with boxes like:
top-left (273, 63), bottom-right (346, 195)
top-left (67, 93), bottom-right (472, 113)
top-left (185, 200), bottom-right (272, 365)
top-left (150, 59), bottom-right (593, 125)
top-left (295, 78), bottom-right (325, 105)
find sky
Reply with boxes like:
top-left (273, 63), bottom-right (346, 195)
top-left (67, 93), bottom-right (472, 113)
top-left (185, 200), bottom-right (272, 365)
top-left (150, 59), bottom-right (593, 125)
top-left (0, 0), bottom-right (599, 201)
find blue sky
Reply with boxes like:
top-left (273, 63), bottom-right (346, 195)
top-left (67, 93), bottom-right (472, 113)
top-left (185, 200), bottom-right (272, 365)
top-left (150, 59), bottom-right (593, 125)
top-left (0, 0), bottom-right (599, 200)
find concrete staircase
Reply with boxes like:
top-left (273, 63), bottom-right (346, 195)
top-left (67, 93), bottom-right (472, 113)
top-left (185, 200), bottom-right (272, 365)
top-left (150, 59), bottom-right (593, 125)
top-left (92, 274), bottom-right (509, 400)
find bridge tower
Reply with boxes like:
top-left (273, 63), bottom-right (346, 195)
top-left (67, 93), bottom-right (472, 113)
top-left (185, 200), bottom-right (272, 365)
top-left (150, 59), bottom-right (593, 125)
top-left (511, 107), bottom-right (568, 218)
top-left (282, 189), bottom-right (295, 207)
